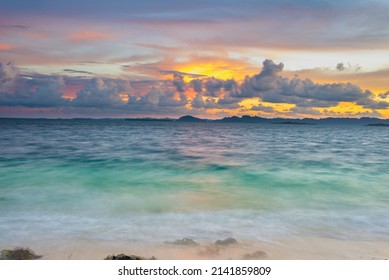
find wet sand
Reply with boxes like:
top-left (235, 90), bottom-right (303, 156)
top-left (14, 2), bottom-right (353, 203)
top-left (4, 237), bottom-right (387, 260)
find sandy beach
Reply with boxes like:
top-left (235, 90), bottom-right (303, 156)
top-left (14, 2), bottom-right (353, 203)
top-left (3, 237), bottom-right (388, 260)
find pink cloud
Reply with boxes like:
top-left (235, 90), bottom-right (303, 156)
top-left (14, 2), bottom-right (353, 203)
top-left (28, 33), bottom-right (48, 39)
top-left (69, 30), bottom-right (113, 42)
top-left (0, 43), bottom-right (15, 51)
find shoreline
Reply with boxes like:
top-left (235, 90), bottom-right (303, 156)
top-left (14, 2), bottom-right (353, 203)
top-left (2, 237), bottom-right (388, 260)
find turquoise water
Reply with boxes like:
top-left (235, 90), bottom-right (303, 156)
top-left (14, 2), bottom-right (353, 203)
top-left (0, 119), bottom-right (388, 247)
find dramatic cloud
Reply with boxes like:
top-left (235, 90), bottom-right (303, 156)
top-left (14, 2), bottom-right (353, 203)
top-left (379, 91), bottom-right (389, 99)
top-left (72, 78), bottom-right (130, 108)
top-left (190, 79), bottom-right (203, 93)
top-left (172, 73), bottom-right (186, 93)
top-left (238, 60), bottom-right (286, 96)
top-left (188, 76), bottom-right (241, 109)
top-left (125, 87), bottom-right (193, 117)
top-left (1, 0), bottom-right (388, 119)
top-left (191, 93), bottom-right (240, 109)
top-left (203, 78), bottom-right (239, 97)
top-left (128, 87), bottom-right (187, 108)
top-left (0, 62), bottom-right (68, 107)
top-left (203, 77), bottom-right (224, 97)
top-left (336, 62), bottom-right (361, 72)
top-left (190, 77), bottom-right (239, 97)
top-left (0, 62), bottom-right (19, 89)
top-left (1, 60), bottom-right (388, 117)
top-left (336, 63), bottom-right (345, 71)
top-left (236, 59), bottom-right (389, 110)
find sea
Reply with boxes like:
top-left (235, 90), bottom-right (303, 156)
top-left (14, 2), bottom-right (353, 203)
top-left (0, 119), bottom-right (388, 255)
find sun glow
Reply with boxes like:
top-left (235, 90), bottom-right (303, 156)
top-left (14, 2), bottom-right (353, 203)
top-left (175, 58), bottom-right (257, 82)
top-left (317, 102), bottom-right (375, 116)
top-left (179, 64), bottom-right (236, 81)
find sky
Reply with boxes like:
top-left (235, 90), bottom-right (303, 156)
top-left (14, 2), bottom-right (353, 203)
top-left (0, 0), bottom-right (389, 119)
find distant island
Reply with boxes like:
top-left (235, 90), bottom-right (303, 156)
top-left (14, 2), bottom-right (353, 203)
top-left (2, 116), bottom-right (388, 126)
top-left (177, 115), bottom-right (204, 122)
top-left (124, 115), bottom-right (389, 126)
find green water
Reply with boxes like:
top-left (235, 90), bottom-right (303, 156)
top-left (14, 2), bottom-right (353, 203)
top-left (0, 119), bottom-right (388, 246)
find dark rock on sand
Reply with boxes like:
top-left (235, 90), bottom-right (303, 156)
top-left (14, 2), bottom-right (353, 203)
top-left (243, 250), bottom-right (268, 260)
top-left (215, 237), bottom-right (238, 246)
top-left (164, 238), bottom-right (199, 246)
top-left (0, 248), bottom-right (41, 260)
top-left (105, 254), bottom-right (156, 260)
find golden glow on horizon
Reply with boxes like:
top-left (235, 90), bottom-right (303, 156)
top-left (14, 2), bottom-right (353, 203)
top-left (318, 102), bottom-right (374, 116)
top-left (239, 98), bottom-right (295, 113)
top-left (239, 98), bottom-right (260, 108)
top-left (378, 109), bottom-right (389, 118)
top-left (263, 102), bottom-right (295, 112)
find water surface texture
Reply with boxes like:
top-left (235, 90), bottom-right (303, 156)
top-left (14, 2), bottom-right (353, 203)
top-left (1, 119), bottom-right (388, 248)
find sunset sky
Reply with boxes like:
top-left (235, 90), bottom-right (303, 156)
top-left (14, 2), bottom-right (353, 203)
top-left (1, 0), bottom-right (388, 118)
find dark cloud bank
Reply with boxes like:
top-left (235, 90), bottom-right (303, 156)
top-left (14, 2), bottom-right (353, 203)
top-left (1, 59), bottom-right (388, 118)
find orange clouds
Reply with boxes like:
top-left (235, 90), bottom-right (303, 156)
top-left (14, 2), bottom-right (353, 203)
top-left (0, 43), bottom-right (15, 51)
top-left (129, 55), bottom-right (258, 82)
top-left (2, 58), bottom-right (388, 119)
top-left (69, 30), bottom-right (113, 42)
